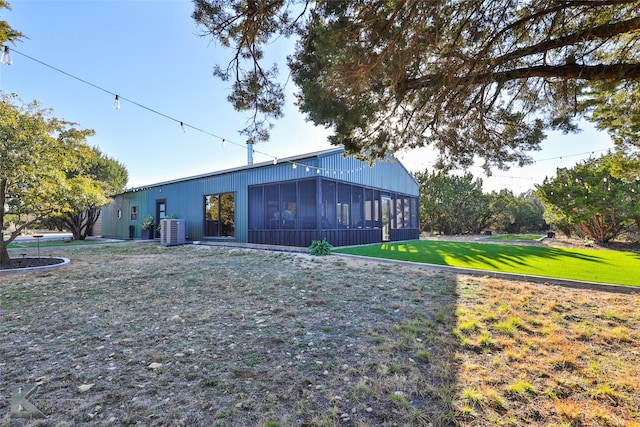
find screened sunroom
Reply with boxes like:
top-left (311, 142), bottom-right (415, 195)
top-left (247, 178), bottom-right (419, 246)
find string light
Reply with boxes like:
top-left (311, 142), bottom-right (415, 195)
top-left (5, 46), bottom-right (618, 182)
top-left (1, 46), bottom-right (11, 65)
top-left (221, 138), bottom-right (226, 148)
top-left (1, 47), bottom-right (406, 178)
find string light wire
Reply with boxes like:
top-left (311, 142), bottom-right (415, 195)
top-left (4, 46), bottom-right (615, 180)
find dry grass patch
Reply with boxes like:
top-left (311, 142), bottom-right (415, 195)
top-left (453, 278), bottom-right (640, 426)
top-left (1, 243), bottom-right (639, 426)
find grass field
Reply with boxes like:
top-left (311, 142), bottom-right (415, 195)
top-left (333, 240), bottom-right (640, 286)
top-left (1, 244), bottom-right (639, 426)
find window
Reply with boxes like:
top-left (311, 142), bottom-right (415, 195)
top-left (365, 189), bottom-right (374, 228)
top-left (204, 192), bottom-right (235, 237)
top-left (404, 197), bottom-right (411, 228)
top-left (410, 197), bottom-right (418, 228)
top-left (321, 180), bottom-right (336, 229)
top-left (117, 209), bottom-right (122, 219)
top-left (351, 186), bottom-right (363, 228)
top-left (265, 185), bottom-right (279, 229)
top-left (130, 206), bottom-right (138, 221)
top-left (373, 190), bottom-right (380, 228)
top-left (281, 183), bottom-right (297, 229)
top-left (249, 179), bottom-right (318, 230)
top-left (396, 196), bottom-right (404, 229)
top-left (337, 183), bottom-right (350, 228)
top-left (298, 180), bottom-right (317, 229)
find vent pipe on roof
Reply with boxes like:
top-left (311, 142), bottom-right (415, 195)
top-left (247, 140), bottom-right (254, 166)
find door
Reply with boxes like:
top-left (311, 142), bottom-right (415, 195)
top-left (155, 199), bottom-right (166, 238)
top-left (381, 196), bottom-right (392, 241)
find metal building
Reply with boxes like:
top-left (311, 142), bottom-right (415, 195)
top-left (101, 148), bottom-right (419, 247)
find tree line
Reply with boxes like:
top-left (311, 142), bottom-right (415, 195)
top-left (415, 171), bottom-right (547, 236)
top-left (417, 150), bottom-right (640, 243)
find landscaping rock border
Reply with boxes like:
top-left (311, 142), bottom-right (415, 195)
top-left (0, 257), bottom-right (70, 275)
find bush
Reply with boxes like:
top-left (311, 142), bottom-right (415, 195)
top-left (309, 239), bottom-right (332, 256)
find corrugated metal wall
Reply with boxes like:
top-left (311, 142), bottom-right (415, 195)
top-left (136, 172), bottom-right (249, 242)
top-left (318, 151), bottom-right (418, 195)
top-left (101, 149), bottom-right (418, 242)
top-left (102, 191), bottom-right (149, 239)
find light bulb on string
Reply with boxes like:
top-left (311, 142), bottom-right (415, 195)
top-left (180, 122), bottom-right (186, 133)
top-left (292, 163), bottom-right (297, 169)
top-left (1, 46), bottom-right (12, 65)
top-left (112, 95), bottom-right (121, 109)
top-left (273, 158), bottom-right (278, 165)
top-left (221, 138), bottom-right (226, 148)
top-left (316, 168), bottom-right (321, 174)
top-left (305, 166), bottom-right (310, 173)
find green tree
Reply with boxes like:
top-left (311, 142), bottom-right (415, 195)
top-left (536, 153), bottom-right (640, 242)
top-left (542, 203), bottom-right (576, 238)
top-left (488, 190), bottom-right (519, 234)
top-left (490, 190), bottom-right (546, 233)
top-left (0, 1), bottom-right (23, 45)
top-left (518, 190), bottom-right (547, 233)
top-left (416, 170), bottom-right (491, 235)
top-left (195, 1), bottom-right (640, 169)
top-left (0, 96), bottom-right (98, 263)
top-left (49, 148), bottom-right (128, 240)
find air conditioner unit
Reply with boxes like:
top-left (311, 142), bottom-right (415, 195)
top-left (160, 218), bottom-right (186, 246)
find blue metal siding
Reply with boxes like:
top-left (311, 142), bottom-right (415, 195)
top-left (140, 173), bottom-right (249, 242)
top-left (102, 192), bottom-right (149, 238)
top-left (246, 158), bottom-right (321, 185)
top-left (101, 149), bottom-right (418, 241)
top-left (318, 151), bottom-right (418, 195)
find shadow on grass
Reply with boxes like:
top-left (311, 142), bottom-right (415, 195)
top-left (383, 241), bottom-right (602, 268)
top-left (336, 239), bottom-right (640, 285)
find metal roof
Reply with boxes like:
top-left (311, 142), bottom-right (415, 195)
top-left (123, 148), bottom-right (344, 194)
top-left (121, 147), bottom-right (418, 194)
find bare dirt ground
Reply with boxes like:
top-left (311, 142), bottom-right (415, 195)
top-left (1, 243), bottom-right (639, 426)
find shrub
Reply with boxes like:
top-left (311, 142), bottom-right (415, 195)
top-left (309, 239), bottom-right (332, 256)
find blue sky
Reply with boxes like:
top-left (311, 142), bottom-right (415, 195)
top-left (4, 0), bottom-right (614, 193)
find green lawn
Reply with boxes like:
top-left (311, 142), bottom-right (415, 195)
top-left (334, 240), bottom-right (640, 286)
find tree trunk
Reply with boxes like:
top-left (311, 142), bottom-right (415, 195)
top-left (0, 240), bottom-right (9, 265)
top-left (0, 178), bottom-right (8, 264)
top-left (63, 207), bottom-right (101, 241)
